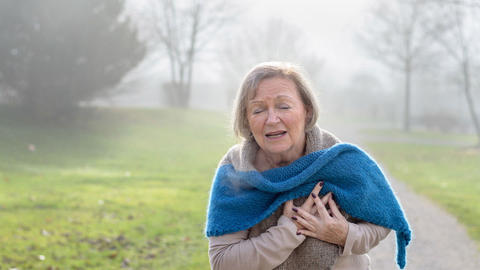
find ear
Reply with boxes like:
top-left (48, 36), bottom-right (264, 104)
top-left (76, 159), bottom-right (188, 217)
top-left (305, 106), bottom-right (313, 125)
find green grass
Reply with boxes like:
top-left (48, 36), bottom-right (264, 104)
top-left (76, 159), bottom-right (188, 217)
top-left (361, 127), bottom-right (478, 144)
top-left (0, 107), bottom-right (234, 270)
top-left (2, 107), bottom-right (480, 269)
top-left (364, 140), bottom-right (480, 247)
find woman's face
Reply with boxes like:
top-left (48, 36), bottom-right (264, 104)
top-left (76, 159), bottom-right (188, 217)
top-left (247, 77), bottom-right (309, 156)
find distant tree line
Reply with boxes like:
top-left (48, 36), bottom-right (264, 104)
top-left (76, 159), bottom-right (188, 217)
top-left (359, 0), bottom-right (480, 146)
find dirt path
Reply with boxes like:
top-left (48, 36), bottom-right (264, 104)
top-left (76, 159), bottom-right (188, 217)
top-left (368, 177), bottom-right (480, 270)
top-left (320, 120), bottom-right (480, 269)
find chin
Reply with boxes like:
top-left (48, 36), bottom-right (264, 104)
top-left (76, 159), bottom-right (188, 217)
top-left (264, 144), bottom-right (292, 155)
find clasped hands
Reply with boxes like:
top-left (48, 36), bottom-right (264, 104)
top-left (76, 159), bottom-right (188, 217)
top-left (282, 181), bottom-right (348, 247)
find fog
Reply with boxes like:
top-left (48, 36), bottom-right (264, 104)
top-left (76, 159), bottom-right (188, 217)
top-left (1, 1), bottom-right (480, 269)
top-left (115, 0), bottom-right (381, 111)
top-left (1, 0), bottom-right (480, 137)
top-left (119, 0), bottom-right (478, 136)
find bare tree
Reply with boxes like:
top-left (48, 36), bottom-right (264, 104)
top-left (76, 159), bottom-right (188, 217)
top-left (220, 18), bottom-right (324, 105)
top-left (425, 0), bottom-right (480, 146)
top-left (358, 0), bottom-right (434, 131)
top-left (137, 0), bottom-right (230, 107)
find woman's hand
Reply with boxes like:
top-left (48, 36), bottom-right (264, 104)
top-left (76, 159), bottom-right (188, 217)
top-left (292, 193), bottom-right (349, 247)
top-left (282, 181), bottom-right (330, 229)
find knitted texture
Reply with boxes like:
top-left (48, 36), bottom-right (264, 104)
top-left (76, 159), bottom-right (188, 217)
top-left (205, 142), bottom-right (412, 269)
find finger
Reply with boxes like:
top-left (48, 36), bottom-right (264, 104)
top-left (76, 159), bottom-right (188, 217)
top-left (296, 229), bottom-right (316, 238)
top-left (302, 181), bottom-right (323, 211)
top-left (283, 200), bottom-right (294, 216)
top-left (310, 192), bottom-right (329, 216)
top-left (295, 223), bottom-right (306, 230)
top-left (291, 215), bottom-right (316, 231)
top-left (328, 196), bottom-right (343, 219)
top-left (312, 192), bottom-right (330, 219)
top-left (293, 206), bottom-right (320, 227)
top-left (321, 192), bottom-right (332, 206)
top-left (291, 218), bottom-right (305, 230)
top-left (285, 200), bottom-right (293, 209)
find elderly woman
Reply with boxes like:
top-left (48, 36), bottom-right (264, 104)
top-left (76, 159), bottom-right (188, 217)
top-left (205, 62), bottom-right (411, 270)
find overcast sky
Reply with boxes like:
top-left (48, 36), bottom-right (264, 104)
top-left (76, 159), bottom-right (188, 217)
top-left (128, 0), bottom-right (379, 78)
top-left (244, 0), bottom-right (376, 74)
top-left (122, 0), bottom-right (386, 108)
top-left (196, 0), bottom-right (385, 86)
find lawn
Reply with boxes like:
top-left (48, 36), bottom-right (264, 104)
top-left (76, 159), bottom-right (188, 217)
top-left (0, 107), bottom-right (234, 270)
top-left (1, 107), bottom-right (479, 270)
top-left (364, 139), bottom-right (480, 247)
top-left (361, 127), bottom-right (479, 145)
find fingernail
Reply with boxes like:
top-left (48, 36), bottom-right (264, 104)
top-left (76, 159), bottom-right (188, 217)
top-left (319, 181), bottom-right (324, 186)
top-left (296, 231), bottom-right (301, 235)
top-left (291, 216), bottom-right (297, 220)
top-left (292, 207), bottom-right (298, 212)
top-left (311, 193), bottom-right (317, 198)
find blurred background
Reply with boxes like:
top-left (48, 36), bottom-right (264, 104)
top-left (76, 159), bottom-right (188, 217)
top-left (0, 0), bottom-right (479, 269)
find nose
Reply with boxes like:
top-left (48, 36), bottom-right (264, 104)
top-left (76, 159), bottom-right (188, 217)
top-left (266, 109), bottom-right (280, 124)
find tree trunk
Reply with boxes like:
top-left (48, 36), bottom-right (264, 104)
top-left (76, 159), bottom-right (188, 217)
top-left (462, 60), bottom-right (480, 147)
top-left (179, 82), bottom-right (189, 108)
top-left (404, 60), bottom-right (412, 132)
top-left (185, 4), bottom-right (198, 110)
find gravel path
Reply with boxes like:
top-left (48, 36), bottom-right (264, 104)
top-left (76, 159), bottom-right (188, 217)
top-left (319, 120), bottom-right (480, 269)
top-left (368, 176), bottom-right (480, 270)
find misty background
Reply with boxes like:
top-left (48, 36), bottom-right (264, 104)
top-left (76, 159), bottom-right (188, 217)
top-left (1, 0), bottom-right (479, 142)
top-left (2, 1), bottom-right (480, 269)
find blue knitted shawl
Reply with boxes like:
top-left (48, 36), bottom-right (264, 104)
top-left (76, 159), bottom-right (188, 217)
top-left (205, 142), bottom-right (411, 269)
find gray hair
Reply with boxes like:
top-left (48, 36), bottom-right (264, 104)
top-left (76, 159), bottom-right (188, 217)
top-left (232, 61), bottom-right (320, 140)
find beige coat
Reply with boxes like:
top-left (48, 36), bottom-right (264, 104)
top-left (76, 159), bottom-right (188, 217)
top-left (209, 215), bottom-right (390, 270)
top-left (208, 127), bottom-right (391, 269)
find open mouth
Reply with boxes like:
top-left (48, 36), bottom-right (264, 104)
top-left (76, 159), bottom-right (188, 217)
top-left (265, 130), bottom-right (287, 138)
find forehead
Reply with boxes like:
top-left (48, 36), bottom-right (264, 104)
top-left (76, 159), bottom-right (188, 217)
top-left (249, 77), bottom-right (300, 101)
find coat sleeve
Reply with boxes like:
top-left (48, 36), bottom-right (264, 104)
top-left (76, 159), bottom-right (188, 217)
top-left (208, 215), bottom-right (305, 270)
top-left (340, 221), bottom-right (391, 256)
